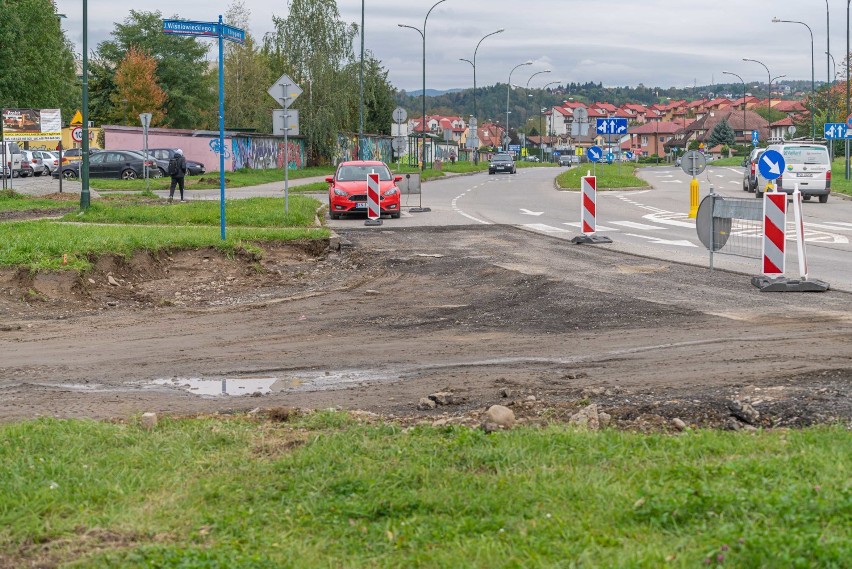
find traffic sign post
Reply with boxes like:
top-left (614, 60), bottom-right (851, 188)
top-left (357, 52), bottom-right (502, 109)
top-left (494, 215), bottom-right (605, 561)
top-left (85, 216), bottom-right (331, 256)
top-left (139, 113), bottom-right (152, 192)
top-left (163, 16), bottom-right (245, 240)
top-left (758, 149), bottom-right (785, 193)
top-left (681, 150), bottom-right (706, 219)
top-left (586, 145), bottom-right (602, 177)
top-left (365, 173), bottom-right (383, 226)
top-left (267, 73), bottom-right (302, 215)
top-left (752, 130), bottom-right (759, 147)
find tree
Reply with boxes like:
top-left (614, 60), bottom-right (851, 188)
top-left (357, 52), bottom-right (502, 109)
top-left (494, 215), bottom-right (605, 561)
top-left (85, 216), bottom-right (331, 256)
top-left (110, 48), bottom-right (167, 126)
top-left (262, 0), bottom-right (357, 163)
top-left (90, 10), bottom-right (216, 129)
top-left (706, 118), bottom-right (735, 148)
top-left (0, 0), bottom-right (79, 118)
top-left (357, 53), bottom-right (396, 136)
top-left (223, 1), bottom-right (273, 132)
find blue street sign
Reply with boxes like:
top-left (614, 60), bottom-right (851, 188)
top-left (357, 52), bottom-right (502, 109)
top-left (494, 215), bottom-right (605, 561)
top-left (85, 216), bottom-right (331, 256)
top-left (758, 149), bottom-right (786, 181)
top-left (752, 130), bottom-right (759, 147)
top-left (606, 152), bottom-right (614, 162)
top-left (509, 144), bottom-right (521, 152)
top-left (222, 24), bottom-right (246, 44)
top-left (846, 114), bottom-right (852, 128)
top-left (163, 19), bottom-right (219, 38)
top-left (596, 118), bottom-right (629, 135)
top-left (824, 122), bottom-right (848, 140)
top-left (587, 146), bottom-right (603, 162)
top-left (625, 151), bottom-right (634, 160)
top-left (553, 151), bottom-right (561, 157)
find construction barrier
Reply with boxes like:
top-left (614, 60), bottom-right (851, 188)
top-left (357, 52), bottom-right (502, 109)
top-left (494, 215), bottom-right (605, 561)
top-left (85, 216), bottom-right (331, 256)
top-left (571, 174), bottom-right (611, 244)
top-left (761, 192), bottom-right (787, 276)
top-left (365, 172), bottom-right (382, 226)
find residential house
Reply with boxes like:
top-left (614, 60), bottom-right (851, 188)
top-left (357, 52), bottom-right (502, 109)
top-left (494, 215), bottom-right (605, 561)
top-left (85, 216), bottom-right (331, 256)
top-left (678, 109), bottom-right (769, 147)
top-left (627, 121), bottom-right (681, 156)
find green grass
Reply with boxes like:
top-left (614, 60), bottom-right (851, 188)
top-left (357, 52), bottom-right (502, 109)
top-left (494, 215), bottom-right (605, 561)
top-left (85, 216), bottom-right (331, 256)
top-left (831, 159), bottom-right (852, 196)
top-left (706, 156), bottom-right (746, 167)
top-left (0, 418), bottom-right (848, 568)
top-left (557, 163), bottom-right (649, 189)
top-left (0, 189), bottom-right (78, 212)
top-left (87, 167), bottom-right (335, 191)
top-left (60, 196), bottom-right (320, 229)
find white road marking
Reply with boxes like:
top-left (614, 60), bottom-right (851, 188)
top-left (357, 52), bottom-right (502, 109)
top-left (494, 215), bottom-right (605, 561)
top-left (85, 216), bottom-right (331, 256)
top-left (520, 209), bottom-right (544, 216)
top-left (624, 233), bottom-right (698, 247)
top-left (611, 221), bottom-right (664, 230)
top-left (729, 181), bottom-right (741, 185)
top-left (451, 192), bottom-right (491, 225)
top-left (643, 212), bottom-right (696, 228)
top-left (563, 221), bottom-right (620, 231)
top-left (523, 223), bottom-right (570, 233)
top-left (820, 221), bottom-right (852, 229)
top-left (660, 180), bottom-right (684, 184)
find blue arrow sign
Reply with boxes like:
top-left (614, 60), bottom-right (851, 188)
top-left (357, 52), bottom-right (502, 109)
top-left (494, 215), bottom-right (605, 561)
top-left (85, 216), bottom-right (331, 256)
top-left (758, 149), bottom-right (785, 180)
top-left (606, 152), bottom-right (614, 162)
top-left (595, 118), bottom-right (628, 135)
top-left (625, 151), bottom-right (634, 160)
top-left (752, 130), bottom-right (759, 147)
top-left (824, 123), bottom-right (848, 139)
top-left (587, 146), bottom-right (603, 162)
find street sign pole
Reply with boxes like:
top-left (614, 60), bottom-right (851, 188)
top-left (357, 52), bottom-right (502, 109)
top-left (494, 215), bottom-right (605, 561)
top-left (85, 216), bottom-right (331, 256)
top-left (217, 15), bottom-right (226, 239)
top-left (283, 81), bottom-right (290, 214)
top-left (139, 113), bottom-right (152, 193)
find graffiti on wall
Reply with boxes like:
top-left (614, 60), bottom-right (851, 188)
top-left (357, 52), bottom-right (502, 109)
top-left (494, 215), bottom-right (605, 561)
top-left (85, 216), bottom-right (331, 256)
top-left (231, 136), bottom-right (305, 171)
top-left (334, 134), bottom-right (393, 165)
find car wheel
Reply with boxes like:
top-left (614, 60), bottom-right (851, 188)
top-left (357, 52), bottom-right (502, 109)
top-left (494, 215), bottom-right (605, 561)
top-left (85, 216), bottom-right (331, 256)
top-left (742, 179), bottom-right (748, 191)
top-left (34, 170), bottom-right (42, 177)
top-left (819, 194), bottom-right (829, 203)
top-left (391, 211), bottom-right (401, 219)
top-left (755, 187), bottom-right (763, 198)
top-left (803, 195), bottom-right (812, 201)
top-left (121, 169), bottom-right (138, 180)
top-left (11, 170), bottom-right (18, 178)
top-left (512, 168), bottom-right (517, 174)
top-left (62, 169), bottom-right (78, 180)
top-left (153, 168), bottom-right (165, 179)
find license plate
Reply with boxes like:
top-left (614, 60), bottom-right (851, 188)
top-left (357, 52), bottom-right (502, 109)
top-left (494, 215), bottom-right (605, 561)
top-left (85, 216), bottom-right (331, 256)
top-left (355, 203), bottom-right (367, 208)
top-left (797, 173), bottom-right (814, 178)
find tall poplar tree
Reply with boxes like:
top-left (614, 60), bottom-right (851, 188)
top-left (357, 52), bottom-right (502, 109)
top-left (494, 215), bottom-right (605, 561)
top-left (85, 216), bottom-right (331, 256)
top-left (110, 48), bottom-right (167, 126)
top-left (223, 1), bottom-right (273, 132)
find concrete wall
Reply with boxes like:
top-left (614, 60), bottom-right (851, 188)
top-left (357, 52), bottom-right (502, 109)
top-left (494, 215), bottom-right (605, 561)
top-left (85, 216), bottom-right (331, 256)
top-left (104, 126), bottom-right (233, 172)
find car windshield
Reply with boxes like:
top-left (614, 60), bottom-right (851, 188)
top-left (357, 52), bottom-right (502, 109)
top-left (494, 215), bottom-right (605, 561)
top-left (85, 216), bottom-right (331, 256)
top-left (782, 146), bottom-right (829, 166)
top-left (493, 154), bottom-right (512, 161)
top-left (336, 164), bottom-right (391, 181)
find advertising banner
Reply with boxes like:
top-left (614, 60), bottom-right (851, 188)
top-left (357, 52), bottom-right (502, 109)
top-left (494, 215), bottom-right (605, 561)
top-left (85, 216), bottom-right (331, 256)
top-left (1, 108), bottom-right (62, 142)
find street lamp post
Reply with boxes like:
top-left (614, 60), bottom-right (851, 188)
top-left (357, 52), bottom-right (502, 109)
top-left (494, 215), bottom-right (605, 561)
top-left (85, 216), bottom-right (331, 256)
top-left (722, 71), bottom-right (746, 145)
top-left (847, 0), bottom-right (851, 179)
top-left (506, 61), bottom-right (533, 150)
top-left (80, 0), bottom-right (90, 209)
top-left (772, 17), bottom-right (816, 139)
top-left (460, 28), bottom-right (504, 122)
top-left (540, 80), bottom-right (561, 161)
top-left (358, 0), bottom-right (364, 153)
top-left (742, 58), bottom-right (772, 132)
top-left (398, 0), bottom-right (447, 172)
top-left (521, 70), bottom-right (550, 158)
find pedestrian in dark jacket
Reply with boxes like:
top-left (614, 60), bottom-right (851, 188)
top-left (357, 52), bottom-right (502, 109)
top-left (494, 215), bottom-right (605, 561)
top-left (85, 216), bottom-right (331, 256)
top-left (168, 149), bottom-right (187, 202)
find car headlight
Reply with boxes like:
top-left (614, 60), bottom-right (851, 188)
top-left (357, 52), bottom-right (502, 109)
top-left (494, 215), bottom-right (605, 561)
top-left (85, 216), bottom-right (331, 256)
top-left (383, 187), bottom-right (399, 197)
top-left (333, 188), bottom-right (347, 196)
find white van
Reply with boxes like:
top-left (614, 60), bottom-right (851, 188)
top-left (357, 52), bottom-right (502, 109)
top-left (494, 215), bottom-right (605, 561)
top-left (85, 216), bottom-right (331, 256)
top-left (756, 142), bottom-right (831, 203)
top-left (1, 141), bottom-right (23, 178)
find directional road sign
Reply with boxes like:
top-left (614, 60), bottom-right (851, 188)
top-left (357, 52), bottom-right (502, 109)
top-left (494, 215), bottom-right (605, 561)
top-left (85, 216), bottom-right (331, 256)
top-left (606, 152), bottom-right (614, 162)
top-left (586, 146), bottom-right (603, 162)
top-left (222, 24), bottom-right (245, 44)
top-left (392, 107), bottom-right (407, 123)
top-left (846, 113), bottom-right (852, 128)
top-left (752, 130), bottom-right (759, 147)
top-left (824, 123), bottom-right (849, 139)
top-left (758, 149), bottom-right (785, 181)
top-left (625, 151), bottom-right (634, 160)
top-left (596, 118), bottom-right (628, 136)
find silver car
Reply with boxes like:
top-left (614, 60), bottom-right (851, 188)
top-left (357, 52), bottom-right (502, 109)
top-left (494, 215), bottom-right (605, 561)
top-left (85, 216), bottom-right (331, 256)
top-left (20, 150), bottom-right (48, 176)
top-left (34, 150), bottom-right (60, 174)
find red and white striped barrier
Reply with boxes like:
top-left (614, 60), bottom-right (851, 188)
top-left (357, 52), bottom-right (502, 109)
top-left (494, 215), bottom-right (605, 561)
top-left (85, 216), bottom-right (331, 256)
top-left (571, 174), bottom-right (611, 244)
top-left (762, 191), bottom-right (786, 276)
top-left (791, 187), bottom-right (808, 280)
top-left (365, 173), bottom-right (382, 226)
top-left (581, 175), bottom-right (596, 234)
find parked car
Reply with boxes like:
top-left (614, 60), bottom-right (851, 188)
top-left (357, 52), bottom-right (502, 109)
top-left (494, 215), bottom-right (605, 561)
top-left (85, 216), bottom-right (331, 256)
top-left (489, 153), bottom-right (516, 175)
top-left (524, 155), bottom-right (540, 162)
top-left (148, 148), bottom-right (206, 176)
top-left (742, 148), bottom-right (766, 192)
top-left (19, 159), bottom-right (34, 177)
top-left (34, 150), bottom-right (60, 174)
top-left (60, 147), bottom-right (100, 165)
top-left (20, 150), bottom-right (47, 177)
top-left (755, 143), bottom-right (831, 202)
top-left (326, 160), bottom-right (402, 219)
top-left (55, 150), bottom-right (157, 180)
top-left (1, 141), bottom-right (23, 178)
top-left (558, 154), bottom-right (573, 166)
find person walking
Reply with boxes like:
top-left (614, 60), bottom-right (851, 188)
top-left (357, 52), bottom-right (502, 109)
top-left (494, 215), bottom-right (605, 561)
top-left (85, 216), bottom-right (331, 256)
top-left (168, 149), bottom-right (187, 203)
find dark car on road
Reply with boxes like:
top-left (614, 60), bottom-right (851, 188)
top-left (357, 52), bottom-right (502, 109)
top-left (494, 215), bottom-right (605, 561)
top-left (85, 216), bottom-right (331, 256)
top-left (489, 153), bottom-right (516, 175)
top-left (742, 148), bottom-right (765, 192)
top-left (55, 150), bottom-right (158, 180)
top-left (148, 148), bottom-right (206, 176)
top-left (558, 154), bottom-right (574, 166)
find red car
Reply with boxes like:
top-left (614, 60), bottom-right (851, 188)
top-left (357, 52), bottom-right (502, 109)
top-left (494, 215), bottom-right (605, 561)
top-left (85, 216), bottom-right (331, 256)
top-left (327, 160), bottom-right (402, 219)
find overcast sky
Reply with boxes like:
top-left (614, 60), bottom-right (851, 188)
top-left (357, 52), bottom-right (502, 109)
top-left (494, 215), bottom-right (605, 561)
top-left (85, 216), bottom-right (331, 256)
top-left (58, 0), bottom-right (846, 92)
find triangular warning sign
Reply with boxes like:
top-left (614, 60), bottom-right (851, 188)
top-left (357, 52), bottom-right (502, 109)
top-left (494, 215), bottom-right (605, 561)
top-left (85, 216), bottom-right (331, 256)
top-left (70, 110), bottom-right (83, 125)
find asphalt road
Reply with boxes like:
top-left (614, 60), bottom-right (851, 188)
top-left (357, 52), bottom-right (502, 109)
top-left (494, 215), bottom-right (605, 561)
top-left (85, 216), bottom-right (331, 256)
top-left (328, 164), bottom-right (852, 292)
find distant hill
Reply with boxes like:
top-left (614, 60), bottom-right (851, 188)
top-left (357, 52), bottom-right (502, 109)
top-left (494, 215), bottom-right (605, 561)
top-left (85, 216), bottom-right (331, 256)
top-left (404, 88), bottom-right (464, 97)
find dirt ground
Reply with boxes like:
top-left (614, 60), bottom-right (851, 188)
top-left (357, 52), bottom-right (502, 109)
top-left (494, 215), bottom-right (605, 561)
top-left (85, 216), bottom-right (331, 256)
top-left (1, 224), bottom-right (850, 431)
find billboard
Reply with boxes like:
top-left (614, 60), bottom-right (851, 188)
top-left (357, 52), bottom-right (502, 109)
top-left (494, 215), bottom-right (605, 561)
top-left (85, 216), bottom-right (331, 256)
top-left (1, 108), bottom-right (62, 142)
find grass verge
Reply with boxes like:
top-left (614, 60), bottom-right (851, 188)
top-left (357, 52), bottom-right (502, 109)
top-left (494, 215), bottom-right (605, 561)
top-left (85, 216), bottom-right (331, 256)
top-left (61, 196), bottom-right (320, 229)
top-left (0, 189), bottom-right (79, 212)
top-left (557, 163), bottom-right (649, 189)
top-left (831, 159), bottom-right (852, 197)
top-left (87, 167), bottom-right (335, 192)
top-left (0, 417), bottom-right (847, 568)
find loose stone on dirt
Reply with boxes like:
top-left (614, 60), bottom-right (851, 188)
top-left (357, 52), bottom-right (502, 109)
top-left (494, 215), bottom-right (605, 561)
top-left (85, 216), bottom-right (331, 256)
top-left (140, 412), bottom-right (158, 430)
top-left (728, 400), bottom-right (760, 425)
top-left (429, 392), bottom-right (454, 406)
top-left (570, 403), bottom-right (601, 430)
top-left (417, 398), bottom-right (437, 411)
top-left (482, 405), bottom-right (515, 432)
